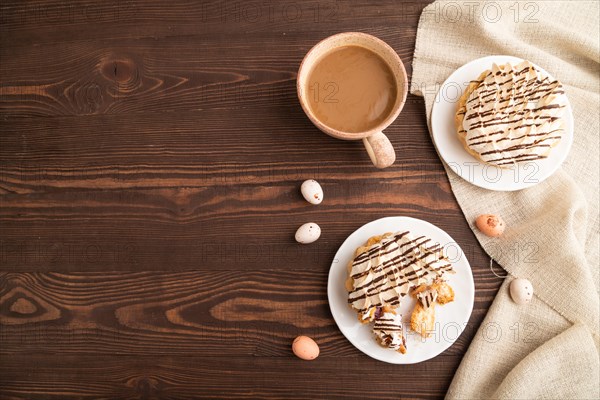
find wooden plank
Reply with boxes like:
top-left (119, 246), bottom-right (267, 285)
top-left (0, 185), bottom-right (492, 272)
top-left (0, 1), bottom-right (425, 48)
top-left (0, 103), bottom-right (438, 169)
top-left (0, 271), bottom-right (500, 356)
top-left (0, 354), bottom-right (455, 399)
top-left (0, 38), bottom-right (417, 117)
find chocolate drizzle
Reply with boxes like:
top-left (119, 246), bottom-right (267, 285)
top-left (417, 288), bottom-right (438, 309)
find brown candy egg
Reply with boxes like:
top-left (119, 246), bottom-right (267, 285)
top-left (475, 214), bottom-right (505, 237)
top-left (292, 336), bottom-right (319, 360)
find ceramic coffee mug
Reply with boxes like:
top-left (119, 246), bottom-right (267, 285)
top-left (297, 32), bottom-right (408, 169)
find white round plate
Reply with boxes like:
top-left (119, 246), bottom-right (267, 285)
top-left (431, 55), bottom-right (574, 191)
top-left (327, 216), bottom-right (474, 364)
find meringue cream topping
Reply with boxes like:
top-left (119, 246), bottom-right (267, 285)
top-left (373, 311), bottom-right (405, 351)
top-left (348, 231), bottom-right (453, 321)
top-left (459, 61), bottom-right (567, 167)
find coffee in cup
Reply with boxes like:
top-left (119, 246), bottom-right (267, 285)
top-left (297, 33), bottom-right (408, 168)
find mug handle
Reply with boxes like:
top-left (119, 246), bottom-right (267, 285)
top-left (362, 132), bottom-right (396, 169)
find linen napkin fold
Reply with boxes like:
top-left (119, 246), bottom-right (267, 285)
top-left (410, 1), bottom-right (600, 398)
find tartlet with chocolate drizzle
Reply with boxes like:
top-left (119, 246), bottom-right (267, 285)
top-left (345, 231), bottom-right (455, 353)
top-left (455, 60), bottom-right (567, 168)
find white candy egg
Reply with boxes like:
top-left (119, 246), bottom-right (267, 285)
top-left (510, 278), bottom-right (534, 305)
top-left (301, 180), bottom-right (323, 205)
top-left (295, 222), bottom-right (321, 244)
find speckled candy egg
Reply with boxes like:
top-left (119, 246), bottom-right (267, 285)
top-left (295, 223), bottom-right (321, 244)
top-left (475, 214), bottom-right (506, 237)
top-left (510, 278), bottom-right (534, 305)
top-left (292, 336), bottom-right (319, 360)
top-left (301, 180), bottom-right (323, 205)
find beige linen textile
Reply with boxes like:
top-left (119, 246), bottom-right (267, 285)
top-left (410, 1), bottom-right (600, 398)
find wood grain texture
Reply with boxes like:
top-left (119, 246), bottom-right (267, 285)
top-left (0, 271), bottom-right (500, 357)
top-left (0, 0), bottom-right (504, 398)
top-left (0, 355), bottom-right (458, 399)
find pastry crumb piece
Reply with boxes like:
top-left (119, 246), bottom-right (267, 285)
top-left (433, 281), bottom-right (455, 304)
top-left (416, 286), bottom-right (438, 309)
top-left (410, 301), bottom-right (436, 338)
top-left (373, 310), bottom-right (406, 352)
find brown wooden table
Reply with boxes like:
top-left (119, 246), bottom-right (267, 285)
top-left (0, 1), bottom-right (503, 398)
